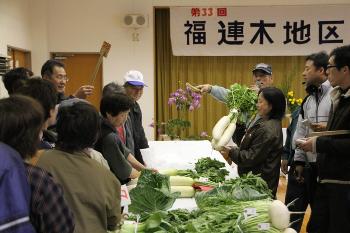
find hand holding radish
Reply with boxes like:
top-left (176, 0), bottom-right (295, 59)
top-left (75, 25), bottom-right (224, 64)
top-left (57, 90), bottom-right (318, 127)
top-left (196, 84), bottom-right (212, 93)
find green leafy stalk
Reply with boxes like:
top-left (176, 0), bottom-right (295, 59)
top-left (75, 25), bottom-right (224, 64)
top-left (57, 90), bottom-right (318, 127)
top-left (226, 83), bottom-right (258, 124)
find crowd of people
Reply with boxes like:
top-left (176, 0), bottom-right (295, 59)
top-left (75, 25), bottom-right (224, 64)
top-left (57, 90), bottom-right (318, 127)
top-left (197, 45), bottom-right (350, 233)
top-left (1, 60), bottom-right (150, 233)
top-left (1, 44), bottom-right (350, 233)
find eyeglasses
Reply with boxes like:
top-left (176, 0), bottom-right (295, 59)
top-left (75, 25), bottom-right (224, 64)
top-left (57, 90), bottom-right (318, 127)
top-left (326, 65), bottom-right (337, 70)
top-left (53, 75), bottom-right (69, 82)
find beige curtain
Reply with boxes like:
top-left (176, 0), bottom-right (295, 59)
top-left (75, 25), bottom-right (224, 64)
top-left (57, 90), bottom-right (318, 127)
top-left (155, 8), bottom-right (306, 139)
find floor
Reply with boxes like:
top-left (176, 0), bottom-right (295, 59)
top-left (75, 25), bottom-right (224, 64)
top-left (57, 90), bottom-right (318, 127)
top-left (277, 175), bottom-right (311, 233)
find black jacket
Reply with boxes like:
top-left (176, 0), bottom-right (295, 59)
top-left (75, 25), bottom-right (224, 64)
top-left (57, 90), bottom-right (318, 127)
top-left (316, 87), bottom-right (350, 182)
top-left (129, 102), bottom-right (149, 164)
top-left (229, 118), bottom-right (283, 197)
top-left (94, 117), bottom-right (132, 184)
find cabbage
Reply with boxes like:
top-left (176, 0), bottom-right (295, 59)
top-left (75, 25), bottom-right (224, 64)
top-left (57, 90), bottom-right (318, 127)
top-left (129, 170), bottom-right (180, 214)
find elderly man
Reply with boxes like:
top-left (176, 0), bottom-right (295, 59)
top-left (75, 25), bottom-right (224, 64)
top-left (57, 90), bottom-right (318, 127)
top-left (123, 70), bottom-right (149, 165)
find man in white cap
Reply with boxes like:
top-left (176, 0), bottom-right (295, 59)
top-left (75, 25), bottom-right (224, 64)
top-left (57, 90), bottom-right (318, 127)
top-left (123, 70), bottom-right (149, 164)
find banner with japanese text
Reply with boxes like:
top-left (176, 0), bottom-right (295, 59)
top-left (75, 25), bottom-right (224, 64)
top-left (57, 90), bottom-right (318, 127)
top-left (170, 5), bottom-right (350, 56)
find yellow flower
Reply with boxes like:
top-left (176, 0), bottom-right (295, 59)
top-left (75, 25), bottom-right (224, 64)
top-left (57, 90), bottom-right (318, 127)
top-left (288, 91), bottom-right (294, 97)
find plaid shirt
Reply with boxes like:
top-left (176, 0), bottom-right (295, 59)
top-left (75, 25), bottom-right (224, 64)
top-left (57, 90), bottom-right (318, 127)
top-left (25, 163), bottom-right (75, 233)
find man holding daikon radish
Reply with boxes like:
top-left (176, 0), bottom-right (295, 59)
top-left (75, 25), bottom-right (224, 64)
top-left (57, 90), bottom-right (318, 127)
top-left (196, 63), bottom-right (273, 144)
top-left (41, 59), bottom-right (94, 104)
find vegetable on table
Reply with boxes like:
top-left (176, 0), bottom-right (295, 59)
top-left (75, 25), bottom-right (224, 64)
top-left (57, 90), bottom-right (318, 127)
top-left (170, 176), bottom-right (195, 186)
top-left (129, 170), bottom-right (180, 215)
top-left (268, 200), bottom-right (304, 230)
top-left (171, 186), bottom-right (196, 198)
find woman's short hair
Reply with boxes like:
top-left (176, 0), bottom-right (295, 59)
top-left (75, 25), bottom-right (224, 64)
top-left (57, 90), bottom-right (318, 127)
top-left (16, 78), bottom-right (57, 121)
top-left (56, 102), bottom-right (100, 153)
top-left (0, 95), bottom-right (44, 159)
top-left (100, 93), bottom-right (134, 118)
top-left (259, 87), bottom-right (286, 120)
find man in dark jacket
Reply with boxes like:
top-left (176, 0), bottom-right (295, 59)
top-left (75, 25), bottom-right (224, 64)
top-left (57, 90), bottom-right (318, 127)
top-left (298, 45), bottom-right (350, 233)
top-left (41, 59), bottom-right (94, 104)
top-left (123, 70), bottom-right (149, 164)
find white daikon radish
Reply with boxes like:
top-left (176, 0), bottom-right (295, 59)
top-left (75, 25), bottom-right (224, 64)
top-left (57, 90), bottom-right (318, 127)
top-left (169, 176), bottom-right (194, 186)
top-left (170, 186), bottom-right (195, 198)
top-left (269, 200), bottom-right (305, 230)
top-left (212, 115), bottom-right (230, 140)
top-left (158, 168), bottom-right (178, 176)
top-left (211, 138), bottom-right (222, 150)
top-left (217, 118), bottom-right (237, 148)
top-left (283, 228), bottom-right (297, 233)
top-left (269, 200), bottom-right (290, 229)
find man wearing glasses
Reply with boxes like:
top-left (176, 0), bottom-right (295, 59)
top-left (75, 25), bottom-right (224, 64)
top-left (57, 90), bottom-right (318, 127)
top-left (298, 45), bottom-right (350, 233)
top-left (287, 51), bottom-right (332, 232)
top-left (41, 59), bottom-right (94, 104)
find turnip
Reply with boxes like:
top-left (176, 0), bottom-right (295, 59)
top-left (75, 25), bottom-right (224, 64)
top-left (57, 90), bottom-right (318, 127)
top-left (268, 200), bottom-right (304, 230)
top-left (283, 228), bottom-right (297, 233)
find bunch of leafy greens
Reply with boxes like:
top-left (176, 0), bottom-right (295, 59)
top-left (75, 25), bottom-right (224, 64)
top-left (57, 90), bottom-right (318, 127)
top-left (226, 83), bottom-right (258, 124)
top-left (195, 173), bottom-right (271, 208)
top-left (224, 172), bottom-right (272, 197)
top-left (194, 157), bottom-right (229, 183)
top-left (127, 201), bottom-right (272, 233)
top-left (129, 170), bottom-right (180, 215)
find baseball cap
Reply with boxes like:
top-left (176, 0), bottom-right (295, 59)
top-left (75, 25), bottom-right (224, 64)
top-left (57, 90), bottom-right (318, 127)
top-left (123, 70), bottom-right (147, 87)
top-left (252, 63), bottom-right (272, 75)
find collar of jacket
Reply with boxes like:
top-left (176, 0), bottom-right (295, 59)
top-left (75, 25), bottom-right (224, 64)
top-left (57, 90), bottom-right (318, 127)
top-left (330, 86), bottom-right (350, 100)
top-left (101, 117), bottom-right (116, 133)
top-left (320, 80), bottom-right (332, 95)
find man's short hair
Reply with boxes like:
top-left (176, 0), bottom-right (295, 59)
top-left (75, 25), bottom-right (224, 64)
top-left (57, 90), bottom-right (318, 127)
top-left (100, 93), bottom-right (134, 118)
top-left (102, 82), bottom-right (125, 97)
top-left (306, 51), bottom-right (329, 72)
top-left (16, 78), bottom-right (57, 121)
top-left (41, 59), bottom-right (65, 78)
top-left (2, 67), bottom-right (33, 94)
top-left (56, 102), bottom-right (100, 153)
top-left (0, 95), bottom-right (44, 159)
top-left (330, 45), bottom-right (350, 71)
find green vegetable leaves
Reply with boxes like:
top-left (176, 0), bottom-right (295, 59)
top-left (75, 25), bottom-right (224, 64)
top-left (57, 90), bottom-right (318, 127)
top-left (226, 83), bottom-right (258, 124)
top-left (129, 170), bottom-right (180, 215)
top-left (194, 157), bottom-right (229, 183)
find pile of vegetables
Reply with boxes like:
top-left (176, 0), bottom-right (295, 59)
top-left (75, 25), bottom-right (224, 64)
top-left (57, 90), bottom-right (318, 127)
top-left (122, 200), bottom-right (298, 233)
top-left (212, 83), bottom-right (258, 150)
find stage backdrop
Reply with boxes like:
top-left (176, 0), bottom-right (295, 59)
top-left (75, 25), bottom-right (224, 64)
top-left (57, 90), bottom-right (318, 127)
top-left (170, 5), bottom-right (350, 56)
